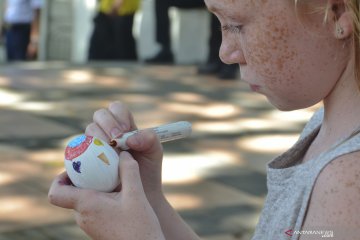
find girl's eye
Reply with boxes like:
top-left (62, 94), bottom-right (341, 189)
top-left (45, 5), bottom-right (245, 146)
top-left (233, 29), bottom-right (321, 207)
top-left (221, 25), bottom-right (243, 34)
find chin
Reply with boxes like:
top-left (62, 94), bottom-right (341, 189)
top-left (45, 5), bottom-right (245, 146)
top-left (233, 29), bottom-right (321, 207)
top-left (268, 97), bottom-right (317, 112)
top-left (275, 105), bottom-right (301, 112)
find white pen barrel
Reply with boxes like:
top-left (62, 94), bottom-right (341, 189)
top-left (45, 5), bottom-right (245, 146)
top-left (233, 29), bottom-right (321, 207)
top-left (113, 121), bottom-right (192, 150)
top-left (152, 121), bottom-right (192, 143)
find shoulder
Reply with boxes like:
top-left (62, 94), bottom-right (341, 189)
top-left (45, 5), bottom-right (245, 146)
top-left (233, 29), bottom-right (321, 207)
top-left (302, 151), bottom-right (360, 237)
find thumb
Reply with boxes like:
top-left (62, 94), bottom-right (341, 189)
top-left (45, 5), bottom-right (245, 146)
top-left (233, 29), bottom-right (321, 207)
top-left (48, 172), bottom-right (84, 211)
top-left (126, 129), bottom-right (163, 161)
top-left (118, 151), bottom-right (145, 196)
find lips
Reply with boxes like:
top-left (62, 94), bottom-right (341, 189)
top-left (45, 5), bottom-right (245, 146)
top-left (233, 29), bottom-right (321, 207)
top-left (241, 78), bottom-right (261, 92)
top-left (250, 84), bottom-right (261, 92)
top-left (240, 72), bottom-right (261, 92)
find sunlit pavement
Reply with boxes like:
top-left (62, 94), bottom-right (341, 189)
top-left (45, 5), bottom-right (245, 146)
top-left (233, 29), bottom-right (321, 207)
top-left (0, 62), bottom-right (319, 240)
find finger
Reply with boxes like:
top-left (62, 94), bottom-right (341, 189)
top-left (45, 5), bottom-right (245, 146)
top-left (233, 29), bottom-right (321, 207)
top-left (93, 108), bottom-right (124, 139)
top-left (113, 182), bottom-right (122, 192)
top-left (85, 122), bottom-right (109, 142)
top-left (126, 129), bottom-right (163, 160)
top-left (48, 172), bottom-right (84, 210)
top-left (118, 151), bottom-right (145, 197)
top-left (86, 122), bottom-right (121, 154)
top-left (108, 101), bottom-right (137, 134)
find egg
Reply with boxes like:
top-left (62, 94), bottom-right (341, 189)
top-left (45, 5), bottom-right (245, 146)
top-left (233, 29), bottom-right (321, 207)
top-left (64, 135), bottom-right (120, 192)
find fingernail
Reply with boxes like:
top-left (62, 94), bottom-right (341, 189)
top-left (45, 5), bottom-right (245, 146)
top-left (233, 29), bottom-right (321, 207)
top-left (58, 177), bottom-right (71, 186)
top-left (58, 180), bottom-right (66, 185)
top-left (120, 123), bottom-right (129, 132)
top-left (111, 127), bottom-right (122, 138)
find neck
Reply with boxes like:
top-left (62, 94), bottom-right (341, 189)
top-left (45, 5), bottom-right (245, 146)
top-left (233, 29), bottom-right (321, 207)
top-left (321, 60), bottom-right (360, 143)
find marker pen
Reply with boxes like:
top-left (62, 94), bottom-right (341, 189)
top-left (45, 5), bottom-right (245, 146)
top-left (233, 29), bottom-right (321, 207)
top-left (109, 121), bottom-right (192, 150)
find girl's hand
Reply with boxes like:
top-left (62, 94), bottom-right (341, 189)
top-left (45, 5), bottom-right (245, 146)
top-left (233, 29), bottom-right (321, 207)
top-left (85, 101), bottom-right (164, 201)
top-left (48, 151), bottom-right (165, 240)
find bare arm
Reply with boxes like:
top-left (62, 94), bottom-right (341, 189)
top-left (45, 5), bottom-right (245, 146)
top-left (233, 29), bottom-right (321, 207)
top-left (124, 132), bottom-right (201, 240)
top-left (85, 102), bottom-right (201, 240)
top-left (30, 8), bottom-right (40, 42)
top-left (149, 194), bottom-right (201, 240)
top-left (301, 152), bottom-right (360, 239)
top-left (27, 8), bottom-right (41, 59)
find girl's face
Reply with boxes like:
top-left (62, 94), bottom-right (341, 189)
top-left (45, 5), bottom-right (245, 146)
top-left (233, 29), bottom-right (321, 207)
top-left (205, 0), bottom-right (349, 110)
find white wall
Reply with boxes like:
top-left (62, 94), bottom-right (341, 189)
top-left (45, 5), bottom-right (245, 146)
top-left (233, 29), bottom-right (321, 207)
top-left (136, 0), bottom-right (210, 64)
top-left (135, 0), bottom-right (159, 61)
top-left (170, 8), bottom-right (210, 64)
top-left (72, 0), bottom-right (97, 63)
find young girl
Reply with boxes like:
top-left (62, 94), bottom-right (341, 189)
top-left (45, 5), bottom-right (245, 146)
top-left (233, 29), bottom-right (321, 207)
top-left (48, 0), bottom-right (360, 239)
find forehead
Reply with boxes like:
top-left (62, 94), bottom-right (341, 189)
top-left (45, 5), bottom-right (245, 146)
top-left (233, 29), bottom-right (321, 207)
top-left (204, 0), bottom-right (301, 22)
top-left (204, 0), bottom-right (261, 13)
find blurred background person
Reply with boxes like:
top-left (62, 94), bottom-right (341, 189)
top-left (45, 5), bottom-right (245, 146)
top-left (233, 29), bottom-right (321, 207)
top-left (2, 0), bottom-right (43, 62)
top-left (145, 0), bottom-right (205, 64)
top-left (197, 14), bottom-right (239, 80)
top-left (145, 0), bottom-right (238, 79)
top-left (88, 0), bottom-right (140, 61)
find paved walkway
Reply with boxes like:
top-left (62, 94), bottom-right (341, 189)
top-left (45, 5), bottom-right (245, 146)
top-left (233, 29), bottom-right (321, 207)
top-left (0, 62), bottom-right (317, 239)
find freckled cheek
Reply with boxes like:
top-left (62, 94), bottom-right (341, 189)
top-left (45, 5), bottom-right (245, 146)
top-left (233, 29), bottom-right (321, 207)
top-left (243, 30), bottom-right (297, 86)
top-left (245, 42), bottom-right (273, 77)
top-left (244, 36), bottom-right (284, 77)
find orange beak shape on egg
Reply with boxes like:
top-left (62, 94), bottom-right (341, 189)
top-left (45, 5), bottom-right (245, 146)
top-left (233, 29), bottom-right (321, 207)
top-left (98, 152), bottom-right (110, 165)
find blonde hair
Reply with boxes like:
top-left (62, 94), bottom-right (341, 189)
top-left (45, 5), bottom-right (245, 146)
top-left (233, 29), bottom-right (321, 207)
top-left (296, 0), bottom-right (360, 87)
top-left (347, 0), bottom-right (360, 87)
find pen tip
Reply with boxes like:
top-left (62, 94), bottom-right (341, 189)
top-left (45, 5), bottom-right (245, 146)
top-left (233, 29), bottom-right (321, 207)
top-left (109, 140), bottom-right (116, 147)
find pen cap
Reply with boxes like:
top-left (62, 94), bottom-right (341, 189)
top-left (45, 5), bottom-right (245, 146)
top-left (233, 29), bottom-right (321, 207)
top-left (116, 131), bottom-right (136, 150)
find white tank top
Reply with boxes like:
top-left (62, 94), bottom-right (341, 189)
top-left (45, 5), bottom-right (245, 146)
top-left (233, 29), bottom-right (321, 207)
top-left (252, 108), bottom-right (360, 239)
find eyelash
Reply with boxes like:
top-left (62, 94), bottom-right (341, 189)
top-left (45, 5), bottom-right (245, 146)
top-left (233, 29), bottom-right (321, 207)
top-left (221, 25), bottom-right (243, 34)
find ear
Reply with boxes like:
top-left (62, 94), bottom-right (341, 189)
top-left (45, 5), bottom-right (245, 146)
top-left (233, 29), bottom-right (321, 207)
top-left (329, 0), bottom-right (353, 39)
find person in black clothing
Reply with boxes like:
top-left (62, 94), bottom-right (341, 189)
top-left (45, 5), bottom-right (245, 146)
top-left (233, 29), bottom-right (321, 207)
top-left (146, 0), bottom-right (238, 79)
top-left (145, 0), bottom-right (205, 64)
top-left (88, 0), bottom-right (138, 61)
top-left (198, 14), bottom-right (239, 80)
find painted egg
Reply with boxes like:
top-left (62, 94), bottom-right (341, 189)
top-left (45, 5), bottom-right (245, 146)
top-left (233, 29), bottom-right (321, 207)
top-left (64, 135), bottom-right (119, 192)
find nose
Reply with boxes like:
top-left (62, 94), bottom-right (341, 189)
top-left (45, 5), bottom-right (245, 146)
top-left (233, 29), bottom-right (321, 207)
top-left (219, 37), bottom-right (245, 65)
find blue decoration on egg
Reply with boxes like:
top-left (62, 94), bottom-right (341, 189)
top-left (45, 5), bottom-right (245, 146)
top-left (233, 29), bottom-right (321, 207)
top-left (68, 135), bottom-right (86, 148)
top-left (73, 161), bottom-right (82, 173)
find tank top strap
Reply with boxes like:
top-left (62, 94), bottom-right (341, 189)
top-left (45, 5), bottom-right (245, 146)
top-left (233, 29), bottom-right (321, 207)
top-left (309, 131), bottom-right (360, 178)
top-left (299, 108), bottom-right (324, 140)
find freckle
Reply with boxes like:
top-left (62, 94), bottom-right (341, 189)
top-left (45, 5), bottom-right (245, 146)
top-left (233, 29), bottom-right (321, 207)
top-left (330, 188), bottom-right (339, 194)
top-left (345, 181), bottom-right (355, 187)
